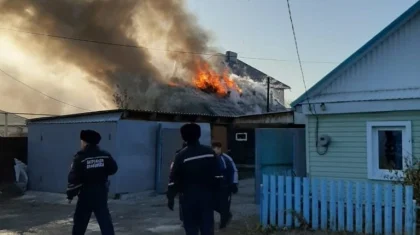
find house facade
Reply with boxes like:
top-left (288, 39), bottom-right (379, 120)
top-left (291, 1), bottom-right (420, 182)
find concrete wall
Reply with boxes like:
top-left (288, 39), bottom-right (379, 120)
top-left (27, 122), bottom-right (117, 193)
top-left (307, 111), bottom-right (420, 181)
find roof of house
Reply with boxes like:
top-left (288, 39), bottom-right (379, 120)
top-left (27, 109), bottom-right (237, 124)
top-left (227, 59), bottom-right (291, 89)
top-left (208, 52), bottom-right (291, 90)
top-left (27, 108), bottom-right (298, 125)
top-left (0, 111), bottom-right (27, 126)
top-left (291, 0), bottom-right (420, 107)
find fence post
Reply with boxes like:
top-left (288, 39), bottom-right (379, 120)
top-left (405, 186), bottom-right (413, 234)
top-left (260, 183), bottom-right (263, 225)
top-left (285, 176), bottom-right (293, 227)
top-left (413, 200), bottom-right (417, 235)
top-left (311, 178), bottom-right (319, 230)
top-left (365, 182), bottom-right (373, 234)
top-left (355, 182), bottom-right (363, 233)
top-left (384, 184), bottom-right (392, 234)
top-left (270, 175), bottom-right (276, 226)
top-left (277, 176), bottom-right (285, 227)
top-left (337, 181), bottom-right (345, 231)
top-left (294, 177), bottom-right (301, 227)
top-left (320, 179), bottom-right (327, 230)
top-left (303, 178), bottom-right (310, 226)
top-left (374, 184), bottom-right (382, 234)
top-left (346, 181), bottom-right (353, 232)
top-left (394, 185), bottom-right (403, 234)
top-left (261, 175), bottom-right (269, 227)
top-left (329, 180), bottom-right (337, 231)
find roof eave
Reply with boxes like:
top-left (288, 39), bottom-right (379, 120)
top-left (290, 1), bottom-right (420, 107)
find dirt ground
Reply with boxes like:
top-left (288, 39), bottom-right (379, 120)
top-left (0, 179), bottom-right (259, 235)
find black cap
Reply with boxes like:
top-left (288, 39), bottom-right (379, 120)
top-left (80, 130), bottom-right (101, 145)
top-left (180, 123), bottom-right (201, 142)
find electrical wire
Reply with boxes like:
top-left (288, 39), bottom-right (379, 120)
top-left (0, 27), bottom-right (338, 65)
top-left (0, 111), bottom-right (58, 116)
top-left (0, 68), bottom-right (92, 112)
top-left (286, 0), bottom-right (328, 155)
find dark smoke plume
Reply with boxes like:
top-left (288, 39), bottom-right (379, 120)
top-left (0, 0), bottom-right (213, 113)
top-left (0, 0), bottom-right (283, 116)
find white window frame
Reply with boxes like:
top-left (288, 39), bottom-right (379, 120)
top-left (235, 132), bottom-right (248, 141)
top-left (366, 121), bottom-right (412, 181)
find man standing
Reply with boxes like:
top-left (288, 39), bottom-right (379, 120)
top-left (167, 123), bottom-right (222, 235)
top-left (169, 142), bottom-right (187, 227)
top-left (67, 130), bottom-right (118, 235)
top-left (211, 142), bottom-right (238, 229)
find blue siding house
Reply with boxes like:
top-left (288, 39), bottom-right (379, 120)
top-left (291, 1), bottom-right (420, 182)
top-left (26, 109), bottom-right (234, 196)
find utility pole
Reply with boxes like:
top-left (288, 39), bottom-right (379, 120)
top-left (266, 76), bottom-right (270, 112)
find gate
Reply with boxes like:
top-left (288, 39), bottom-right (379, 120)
top-left (255, 128), bottom-right (305, 203)
top-left (154, 123), bottom-right (211, 194)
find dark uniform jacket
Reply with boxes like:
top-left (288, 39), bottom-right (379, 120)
top-left (218, 154), bottom-right (239, 187)
top-left (67, 145), bottom-right (118, 199)
top-left (167, 142), bottom-right (222, 200)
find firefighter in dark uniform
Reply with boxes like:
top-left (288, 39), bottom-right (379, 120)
top-left (212, 142), bottom-right (238, 229)
top-left (169, 142), bottom-right (188, 227)
top-left (167, 123), bottom-right (223, 235)
top-left (66, 130), bottom-right (118, 235)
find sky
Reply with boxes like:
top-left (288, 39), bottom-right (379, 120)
top-left (186, 0), bottom-right (419, 104)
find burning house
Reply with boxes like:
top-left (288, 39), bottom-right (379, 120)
top-left (160, 50), bottom-right (291, 116)
top-left (0, 0), bottom-right (290, 117)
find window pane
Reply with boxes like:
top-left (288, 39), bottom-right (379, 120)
top-left (378, 130), bottom-right (403, 170)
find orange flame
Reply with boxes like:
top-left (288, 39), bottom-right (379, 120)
top-left (192, 58), bottom-right (241, 96)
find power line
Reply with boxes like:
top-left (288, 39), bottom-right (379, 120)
top-left (0, 68), bottom-right (92, 111)
top-left (0, 27), bottom-right (338, 65)
top-left (0, 111), bottom-right (58, 116)
top-left (286, 0), bottom-right (327, 156)
top-left (286, 0), bottom-right (309, 95)
top-left (239, 56), bottom-right (336, 64)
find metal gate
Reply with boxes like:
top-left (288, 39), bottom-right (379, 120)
top-left (155, 123), bottom-right (211, 194)
top-left (255, 128), bottom-right (305, 203)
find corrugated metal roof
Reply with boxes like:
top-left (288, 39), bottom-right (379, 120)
top-left (28, 112), bottom-right (123, 124)
top-left (27, 109), bottom-right (236, 124)
top-left (28, 108), bottom-right (300, 124)
top-left (308, 88), bottom-right (420, 103)
top-left (291, 1), bottom-right (420, 107)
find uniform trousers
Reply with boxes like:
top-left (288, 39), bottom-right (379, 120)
top-left (72, 185), bottom-right (114, 235)
top-left (181, 189), bottom-right (214, 235)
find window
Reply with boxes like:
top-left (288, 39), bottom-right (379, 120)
top-left (235, 132), bottom-right (248, 141)
top-left (366, 121), bottom-right (412, 180)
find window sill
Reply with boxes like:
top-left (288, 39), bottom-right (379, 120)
top-left (368, 171), bottom-right (404, 182)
